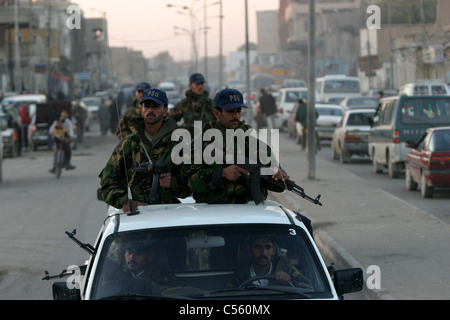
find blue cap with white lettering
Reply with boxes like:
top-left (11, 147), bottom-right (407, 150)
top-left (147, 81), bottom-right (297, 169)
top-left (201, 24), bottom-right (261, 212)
top-left (140, 88), bottom-right (168, 106)
top-left (214, 88), bottom-right (248, 111)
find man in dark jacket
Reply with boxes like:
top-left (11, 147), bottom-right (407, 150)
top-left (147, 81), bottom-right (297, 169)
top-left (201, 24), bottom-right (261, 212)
top-left (258, 88), bottom-right (278, 130)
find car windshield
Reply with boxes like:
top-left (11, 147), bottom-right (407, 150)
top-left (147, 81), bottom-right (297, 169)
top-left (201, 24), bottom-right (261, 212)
top-left (347, 111), bottom-right (374, 126)
top-left (400, 98), bottom-right (450, 124)
top-left (429, 130), bottom-right (450, 151)
top-left (324, 80), bottom-right (360, 93)
top-left (90, 224), bottom-right (332, 300)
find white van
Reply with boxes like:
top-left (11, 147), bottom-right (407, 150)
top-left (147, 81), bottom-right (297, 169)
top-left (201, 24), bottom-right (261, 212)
top-left (1, 94), bottom-right (47, 157)
top-left (398, 80), bottom-right (450, 96)
top-left (276, 87), bottom-right (319, 129)
top-left (1, 94), bottom-right (47, 119)
top-left (316, 75), bottom-right (362, 103)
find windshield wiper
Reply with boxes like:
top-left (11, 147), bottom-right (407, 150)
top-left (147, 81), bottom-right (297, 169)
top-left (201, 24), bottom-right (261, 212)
top-left (209, 286), bottom-right (312, 299)
top-left (99, 293), bottom-right (193, 300)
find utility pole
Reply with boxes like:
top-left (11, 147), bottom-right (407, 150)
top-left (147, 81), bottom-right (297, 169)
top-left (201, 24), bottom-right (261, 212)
top-left (307, 0), bottom-right (317, 179)
top-left (386, 0), bottom-right (395, 89)
top-left (14, 0), bottom-right (22, 93)
top-left (219, 0), bottom-right (223, 90)
top-left (47, 1), bottom-right (51, 97)
top-left (244, 0), bottom-right (251, 121)
top-left (204, 0), bottom-right (208, 80)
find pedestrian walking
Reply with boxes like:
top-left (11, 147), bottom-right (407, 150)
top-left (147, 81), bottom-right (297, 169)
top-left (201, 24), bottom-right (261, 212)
top-left (295, 98), bottom-right (320, 151)
top-left (258, 88), bottom-right (278, 130)
top-left (19, 102), bottom-right (31, 151)
top-left (98, 97), bottom-right (111, 136)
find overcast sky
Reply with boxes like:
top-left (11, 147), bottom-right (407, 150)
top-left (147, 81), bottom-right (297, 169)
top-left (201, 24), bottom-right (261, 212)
top-left (72, 0), bottom-right (278, 61)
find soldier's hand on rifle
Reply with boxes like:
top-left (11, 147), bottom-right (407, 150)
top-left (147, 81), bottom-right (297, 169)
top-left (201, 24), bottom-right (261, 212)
top-left (159, 172), bottom-right (171, 189)
top-left (122, 201), bottom-right (147, 213)
top-left (222, 165), bottom-right (250, 181)
top-left (272, 168), bottom-right (291, 182)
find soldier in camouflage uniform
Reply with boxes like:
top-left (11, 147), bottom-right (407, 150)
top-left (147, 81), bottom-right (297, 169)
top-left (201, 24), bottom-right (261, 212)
top-left (181, 88), bottom-right (289, 204)
top-left (99, 88), bottom-right (189, 212)
top-left (169, 73), bottom-right (214, 135)
top-left (226, 235), bottom-right (312, 289)
top-left (116, 82), bottom-right (151, 140)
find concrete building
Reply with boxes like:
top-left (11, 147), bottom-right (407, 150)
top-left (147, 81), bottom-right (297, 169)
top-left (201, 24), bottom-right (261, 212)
top-left (367, 0), bottom-right (450, 91)
top-left (0, 0), bottom-right (85, 97)
top-left (278, 0), bottom-right (362, 79)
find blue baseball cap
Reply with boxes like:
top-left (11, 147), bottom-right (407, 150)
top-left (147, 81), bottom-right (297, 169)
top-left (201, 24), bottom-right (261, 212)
top-left (140, 88), bottom-right (168, 106)
top-left (189, 73), bottom-right (206, 84)
top-left (214, 88), bottom-right (248, 111)
top-left (136, 82), bottom-right (151, 92)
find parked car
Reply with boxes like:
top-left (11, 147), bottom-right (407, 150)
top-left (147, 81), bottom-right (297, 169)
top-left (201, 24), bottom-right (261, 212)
top-left (339, 96), bottom-right (378, 110)
top-left (296, 104), bottom-right (344, 143)
top-left (0, 94), bottom-right (46, 157)
top-left (276, 87), bottom-right (318, 130)
top-left (46, 200), bottom-right (363, 300)
top-left (368, 95), bottom-right (450, 178)
top-left (405, 126), bottom-right (450, 198)
top-left (81, 96), bottom-right (102, 121)
top-left (331, 108), bottom-right (376, 163)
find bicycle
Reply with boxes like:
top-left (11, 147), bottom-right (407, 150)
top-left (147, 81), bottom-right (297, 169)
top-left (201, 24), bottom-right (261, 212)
top-left (53, 138), bottom-right (66, 179)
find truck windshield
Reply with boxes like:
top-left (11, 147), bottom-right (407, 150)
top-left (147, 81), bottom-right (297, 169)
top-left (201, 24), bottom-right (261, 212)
top-left (90, 224), bottom-right (331, 300)
top-left (324, 80), bottom-right (360, 93)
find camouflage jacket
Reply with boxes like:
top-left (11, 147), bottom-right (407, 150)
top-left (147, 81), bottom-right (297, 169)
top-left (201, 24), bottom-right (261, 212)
top-left (226, 255), bottom-right (312, 289)
top-left (169, 90), bottom-right (214, 133)
top-left (116, 98), bottom-right (140, 140)
top-left (99, 116), bottom-right (190, 209)
top-left (181, 120), bottom-right (283, 204)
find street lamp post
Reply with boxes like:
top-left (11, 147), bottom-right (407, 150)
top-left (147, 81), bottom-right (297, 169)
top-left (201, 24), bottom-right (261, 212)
top-left (168, 1), bottom-right (220, 79)
top-left (219, 0), bottom-right (223, 90)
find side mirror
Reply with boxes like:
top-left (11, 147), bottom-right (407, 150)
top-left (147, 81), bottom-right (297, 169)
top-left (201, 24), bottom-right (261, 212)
top-left (52, 282), bottom-right (81, 300)
top-left (333, 267), bottom-right (363, 296)
top-left (367, 117), bottom-right (374, 127)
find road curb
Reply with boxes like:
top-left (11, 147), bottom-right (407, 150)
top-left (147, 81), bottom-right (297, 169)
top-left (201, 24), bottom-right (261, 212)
top-left (314, 230), bottom-right (394, 300)
top-left (271, 191), bottom-right (394, 300)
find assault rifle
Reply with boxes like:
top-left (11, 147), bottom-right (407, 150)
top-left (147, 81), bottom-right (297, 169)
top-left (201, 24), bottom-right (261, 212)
top-left (133, 160), bottom-right (169, 203)
top-left (237, 161), bottom-right (322, 206)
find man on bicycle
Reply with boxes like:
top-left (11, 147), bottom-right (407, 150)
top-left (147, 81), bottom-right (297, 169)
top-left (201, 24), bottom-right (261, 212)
top-left (49, 110), bottom-right (76, 173)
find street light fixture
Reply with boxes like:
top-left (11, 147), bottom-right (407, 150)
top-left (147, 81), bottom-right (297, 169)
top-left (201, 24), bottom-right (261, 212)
top-left (168, 1), bottom-right (220, 78)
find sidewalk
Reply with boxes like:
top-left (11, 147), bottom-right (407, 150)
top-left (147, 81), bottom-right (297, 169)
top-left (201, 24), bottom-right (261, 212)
top-left (269, 147), bottom-right (449, 300)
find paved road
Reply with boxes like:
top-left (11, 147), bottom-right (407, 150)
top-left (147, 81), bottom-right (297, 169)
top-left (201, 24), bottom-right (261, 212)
top-left (1, 121), bottom-right (448, 300)
top-left (270, 132), bottom-right (449, 300)
top-left (317, 141), bottom-right (450, 224)
top-left (0, 124), bottom-right (111, 299)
